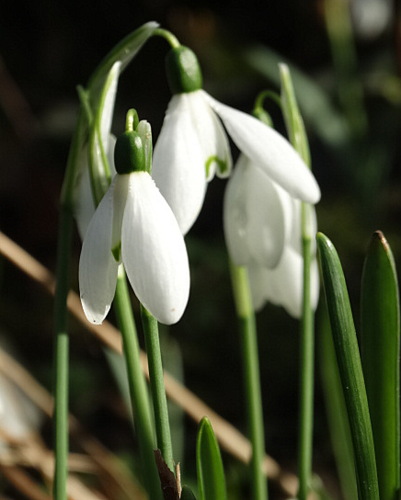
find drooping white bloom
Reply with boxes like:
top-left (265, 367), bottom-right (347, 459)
top-left (79, 122), bottom-right (190, 326)
top-left (74, 62), bottom-right (120, 239)
top-left (224, 154), bottom-right (319, 318)
top-left (153, 88), bottom-right (321, 235)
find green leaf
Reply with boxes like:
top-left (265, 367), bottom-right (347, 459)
top-left (196, 417), bottom-right (227, 500)
top-left (319, 311), bottom-right (358, 500)
top-left (361, 231), bottom-right (400, 500)
top-left (317, 232), bottom-right (379, 500)
top-left (180, 486), bottom-right (197, 500)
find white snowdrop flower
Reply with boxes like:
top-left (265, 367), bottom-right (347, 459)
top-left (152, 46), bottom-right (320, 235)
top-left (79, 118), bottom-right (190, 325)
top-left (224, 154), bottom-right (319, 318)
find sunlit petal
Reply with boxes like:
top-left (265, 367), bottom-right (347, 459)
top-left (99, 61), bottom-right (121, 148)
top-left (74, 135), bottom-right (117, 240)
top-left (204, 93), bottom-right (321, 204)
top-left (122, 172), bottom-right (190, 324)
top-left (189, 91), bottom-right (232, 179)
top-left (79, 178), bottom-right (120, 324)
top-left (153, 95), bottom-right (207, 235)
top-left (249, 248), bottom-right (319, 318)
top-left (224, 155), bottom-right (286, 267)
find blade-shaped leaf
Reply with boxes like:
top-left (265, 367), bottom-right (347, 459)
top-left (317, 232), bottom-right (379, 500)
top-left (319, 312), bottom-right (358, 500)
top-left (180, 486), bottom-right (197, 500)
top-left (196, 417), bottom-right (227, 500)
top-left (361, 231), bottom-right (400, 500)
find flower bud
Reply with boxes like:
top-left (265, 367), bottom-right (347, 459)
top-left (114, 131), bottom-right (146, 174)
top-left (165, 46), bottom-right (203, 94)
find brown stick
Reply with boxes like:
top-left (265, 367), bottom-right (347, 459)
top-left (0, 231), bottom-right (299, 497)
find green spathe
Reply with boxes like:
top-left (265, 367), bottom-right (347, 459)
top-left (114, 131), bottom-right (146, 175)
top-left (166, 45), bottom-right (203, 94)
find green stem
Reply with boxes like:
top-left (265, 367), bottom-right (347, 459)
top-left (113, 271), bottom-right (163, 500)
top-left (53, 208), bottom-right (74, 500)
top-left (297, 206), bottom-right (315, 500)
top-left (140, 305), bottom-right (175, 472)
top-left (229, 263), bottom-right (268, 500)
top-left (53, 106), bottom-right (88, 500)
top-left (153, 28), bottom-right (181, 48)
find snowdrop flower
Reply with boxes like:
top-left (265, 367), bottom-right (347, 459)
top-left (74, 62), bottom-right (120, 239)
top-left (224, 154), bottom-right (319, 318)
top-left (79, 116), bottom-right (190, 325)
top-left (152, 46), bottom-right (320, 235)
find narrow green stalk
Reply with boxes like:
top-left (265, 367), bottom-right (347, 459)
top-left (140, 305), bottom-right (174, 472)
top-left (53, 107), bottom-right (87, 500)
top-left (153, 28), bottom-right (181, 48)
top-left (279, 64), bottom-right (316, 500)
top-left (229, 263), bottom-right (268, 500)
top-left (297, 205), bottom-right (315, 500)
top-left (53, 208), bottom-right (74, 500)
top-left (114, 272), bottom-right (163, 500)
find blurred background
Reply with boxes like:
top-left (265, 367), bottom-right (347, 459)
top-left (0, 0), bottom-right (400, 498)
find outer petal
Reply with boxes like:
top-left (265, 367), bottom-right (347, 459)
top-left (79, 177), bottom-right (121, 324)
top-left (98, 61), bottom-right (121, 148)
top-left (74, 135), bottom-right (117, 240)
top-left (203, 91), bottom-right (321, 204)
top-left (121, 172), bottom-right (190, 325)
top-left (152, 95), bottom-right (207, 235)
top-left (190, 91), bottom-right (232, 180)
top-left (249, 249), bottom-right (319, 318)
top-left (223, 155), bottom-right (287, 268)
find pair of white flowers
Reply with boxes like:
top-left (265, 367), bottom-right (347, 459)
top-left (77, 45), bottom-right (320, 326)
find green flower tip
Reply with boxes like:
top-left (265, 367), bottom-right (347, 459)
top-left (166, 45), bottom-right (203, 94)
top-left (114, 131), bottom-right (146, 174)
top-left (115, 115), bottom-right (153, 174)
top-left (252, 107), bottom-right (273, 127)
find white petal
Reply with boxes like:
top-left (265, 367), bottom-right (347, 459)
top-left (99, 61), bottom-right (121, 148)
top-left (74, 145), bottom-right (96, 240)
top-left (79, 177), bottom-right (121, 324)
top-left (121, 172), bottom-right (190, 325)
top-left (249, 248), bottom-right (319, 318)
top-left (247, 265), bottom-right (270, 311)
top-left (74, 135), bottom-right (117, 240)
top-left (189, 91), bottom-right (232, 179)
top-left (223, 155), bottom-right (286, 267)
top-left (152, 95), bottom-right (207, 235)
top-left (204, 92), bottom-right (321, 204)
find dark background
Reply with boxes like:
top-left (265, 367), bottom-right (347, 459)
top-left (0, 1), bottom-right (400, 498)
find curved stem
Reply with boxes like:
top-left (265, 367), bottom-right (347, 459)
top-left (153, 28), bottom-right (181, 49)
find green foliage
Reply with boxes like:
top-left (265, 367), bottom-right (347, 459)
top-left (361, 231), bottom-right (400, 500)
top-left (317, 232), bottom-right (379, 500)
top-left (196, 417), bottom-right (227, 500)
